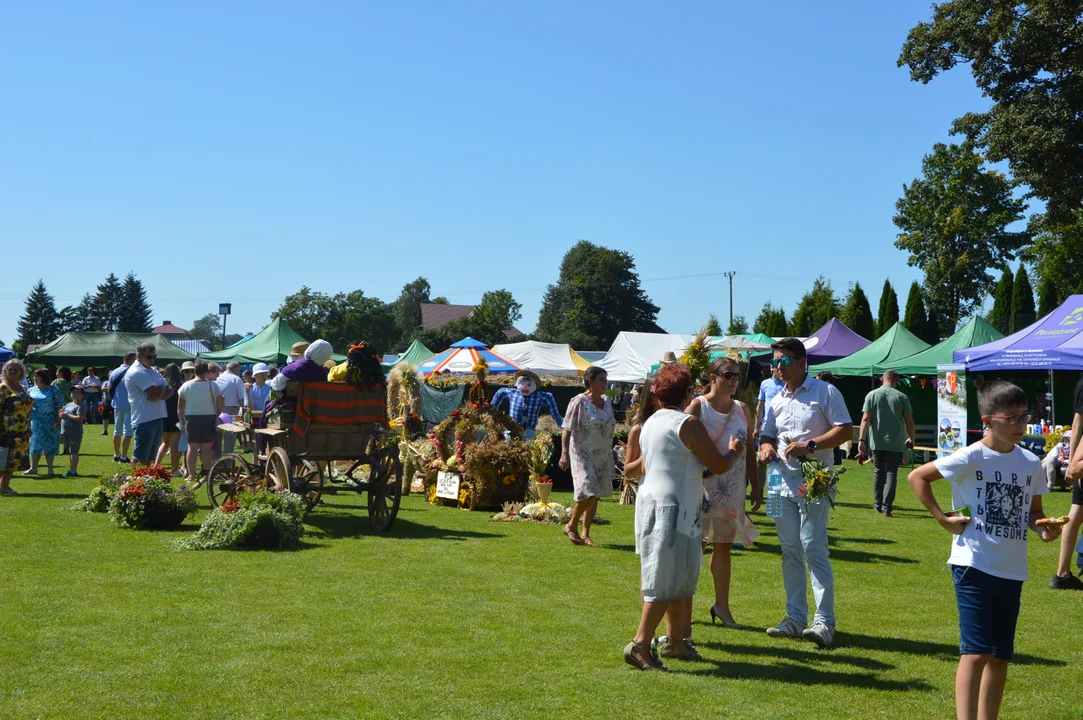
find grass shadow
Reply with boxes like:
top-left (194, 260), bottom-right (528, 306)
top-left (754, 542), bottom-right (918, 565)
top-left (838, 632), bottom-right (1066, 667)
top-left (303, 513), bottom-right (502, 542)
top-left (686, 657), bottom-right (932, 691)
top-left (697, 640), bottom-right (895, 671)
top-left (12, 492), bottom-right (92, 500)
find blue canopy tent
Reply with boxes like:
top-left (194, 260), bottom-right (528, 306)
top-left (0, 347), bottom-right (13, 362)
top-left (416, 337), bottom-right (521, 376)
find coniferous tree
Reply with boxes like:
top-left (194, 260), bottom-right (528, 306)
top-left (15, 279), bottom-right (60, 354)
top-left (903, 281), bottom-right (929, 341)
top-left (790, 276), bottom-right (839, 336)
top-left (752, 303), bottom-right (789, 338)
top-left (986, 266), bottom-right (1014, 334)
top-left (76, 292), bottom-right (101, 331)
top-left (840, 282), bottom-right (876, 340)
top-left (1036, 273), bottom-right (1060, 317)
top-left (94, 273), bottom-right (124, 331)
top-left (875, 279), bottom-right (899, 338)
top-left (704, 314), bottom-right (723, 336)
top-left (1009, 265), bottom-right (1036, 332)
top-left (117, 273), bottom-right (153, 333)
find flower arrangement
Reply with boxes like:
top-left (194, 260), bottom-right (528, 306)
top-left (796, 456), bottom-right (843, 507)
top-left (75, 473), bottom-right (126, 513)
top-left (536, 475), bottom-right (552, 485)
top-left (491, 500), bottom-right (571, 524)
top-left (679, 328), bottom-right (711, 382)
top-left (108, 466), bottom-right (197, 530)
top-left (175, 486), bottom-right (305, 551)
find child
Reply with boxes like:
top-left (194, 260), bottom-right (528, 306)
top-left (61, 385), bottom-right (86, 478)
top-left (908, 381), bottom-right (1061, 720)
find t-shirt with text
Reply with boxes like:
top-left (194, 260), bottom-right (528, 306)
top-left (934, 442), bottom-right (1047, 581)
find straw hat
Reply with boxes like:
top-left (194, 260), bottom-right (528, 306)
top-left (661, 351), bottom-right (678, 365)
top-left (181, 361), bottom-right (196, 372)
top-left (515, 369), bottom-right (542, 387)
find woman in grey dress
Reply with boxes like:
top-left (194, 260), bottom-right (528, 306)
top-left (624, 363), bottom-right (745, 671)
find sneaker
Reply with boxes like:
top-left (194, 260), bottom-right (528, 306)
top-left (113, 455), bottom-right (121, 463)
top-left (766, 617), bottom-right (806, 639)
top-left (120, 456), bottom-right (131, 464)
top-left (63, 470), bottom-right (78, 478)
top-left (1049, 573), bottom-right (1083, 590)
top-left (171, 470), bottom-right (185, 478)
top-left (802, 622), bottom-right (834, 649)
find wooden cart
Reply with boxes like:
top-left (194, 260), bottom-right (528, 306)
top-left (199, 386), bottom-right (403, 532)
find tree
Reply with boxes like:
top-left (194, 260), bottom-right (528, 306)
top-left (925, 310), bottom-right (942, 345)
top-left (536, 240), bottom-right (660, 348)
top-left (839, 282), bottom-right (876, 340)
top-left (1023, 210), bottom-right (1083, 304)
top-left (986, 266), bottom-right (1014, 335)
top-left (189, 314), bottom-right (224, 347)
top-left (893, 142), bottom-right (1029, 329)
top-left (1036, 273), bottom-right (1060, 317)
top-left (899, 1), bottom-right (1083, 227)
top-left (419, 289), bottom-right (524, 350)
top-left (790, 276), bottom-right (839, 337)
top-left (15, 279), bottom-right (60, 354)
top-left (753, 302), bottom-right (789, 338)
top-left (74, 293), bottom-right (101, 331)
top-left (390, 277), bottom-right (433, 346)
top-left (273, 287), bottom-right (399, 354)
top-left (875, 279), bottom-right (899, 339)
top-left (117, 273), bottom-right (153, 333)
top-left (726, 315), bottom-right (749, 335)
top-left (1010, 265), bottom-right (1036, 332)
top-left (902, 281), bottom-right (929, 342)
top-left (704, 314), bottom-right (723, 336)
top-left (93, 273), bottom-right (123, 332)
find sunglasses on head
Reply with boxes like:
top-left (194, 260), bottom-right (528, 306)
top-left (769, 357), bottom-right (794, 368)
top-left (713, 371), bottom-right (739, 381)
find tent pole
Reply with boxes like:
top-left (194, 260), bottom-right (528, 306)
top-left (1050, 368), bottom-right (1055, 427)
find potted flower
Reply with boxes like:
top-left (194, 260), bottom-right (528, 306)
top-left (536, 475), bottom-right (553, 505)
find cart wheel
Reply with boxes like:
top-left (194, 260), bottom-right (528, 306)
top-left (367, 446), bottom-right (403, 532)
top-left (206, 454), bottom-right (252, 508)
top-left (265, 447), bottom-right (293, 493)
top-left (298, 459), bottom-right (324, 511)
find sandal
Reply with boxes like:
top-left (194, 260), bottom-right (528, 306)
top-left (659, 637), bottom-right (705, 661)
top-left (624, 640), bottom-right (666, 671)
top-left (563, 526), bottom-right (584, 545)
top-left (581, 537), bottom-right (598, 547)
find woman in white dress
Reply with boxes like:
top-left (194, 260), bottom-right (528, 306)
top-left (559, 367), bottom-right (616, 546)
top-left (687, 356), bottom-right (760, 629)
top-left (624, 363), bottom-right (744, 671)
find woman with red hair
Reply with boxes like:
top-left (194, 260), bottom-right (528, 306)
top-left (624, 363), bottom-right (745, 671)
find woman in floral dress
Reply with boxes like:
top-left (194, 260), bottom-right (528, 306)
top-left (1, 360), bottom-right (33, 495)
top-left (686, 356), bottom-right (760, 628)
top-left (559, 366), bottom-right (616, 546)
top-left (26, 368), bottom-right (64, 476)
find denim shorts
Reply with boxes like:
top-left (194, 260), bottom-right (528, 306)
top-left (951, 565), bottom-right (1022, 660)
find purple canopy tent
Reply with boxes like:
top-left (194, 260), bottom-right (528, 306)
top-left (802, 318), bottom-right (871, 364)
top-left (954, 295), bottom-right (1083, 371)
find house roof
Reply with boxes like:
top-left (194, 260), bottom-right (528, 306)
top-left (418, 303), bottom-right (524, 341)
top-left (152, 321), bottom-right (188, 335)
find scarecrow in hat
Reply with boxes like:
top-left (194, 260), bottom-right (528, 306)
top-left (490, 370), bottom-right (562, 441)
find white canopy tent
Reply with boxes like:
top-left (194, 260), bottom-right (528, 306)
top-left (491, 341), bottom-right (591, 376)
top-left (596, 332), bottom-right (696, 384)
top-left (708, 336), bottom-right (772, 352)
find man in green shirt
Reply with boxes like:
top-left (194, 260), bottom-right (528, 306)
top-left (858, 370), bottom-right (915, 517)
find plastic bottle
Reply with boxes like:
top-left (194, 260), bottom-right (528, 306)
top-left (766, 461), bottom-right (784, 518)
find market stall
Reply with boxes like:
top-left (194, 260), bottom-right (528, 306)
top-left (26, 331), bottom-right (196, 367)
top-left (491, 340), bottom-right (592, 376)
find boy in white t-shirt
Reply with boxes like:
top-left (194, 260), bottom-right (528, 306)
top-left (908, 381), bottom-right (1061, 720)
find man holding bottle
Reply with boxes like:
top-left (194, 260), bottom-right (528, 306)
top-left (759, 337), bottom-right (852, 649)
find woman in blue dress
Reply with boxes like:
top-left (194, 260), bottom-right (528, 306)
top-left (27, 368), bottom-right (64, 476)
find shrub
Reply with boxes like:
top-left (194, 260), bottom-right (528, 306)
top-left (175, 488), bottom-right (305, 551)
top-left (108, 466), bottom-right (197, 530)
top-left (75, 474), bottom-right (125, 513)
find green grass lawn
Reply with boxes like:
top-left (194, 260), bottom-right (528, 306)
top-left (1, 432), bottom-right (1080, 719)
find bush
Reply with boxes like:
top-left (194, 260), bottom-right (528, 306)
top-left (108, 466), bottom-right (198, 530)
top-left (175, 488), bottom-right (305, 551)
top-left (75, 474), bottom-right (125, 513)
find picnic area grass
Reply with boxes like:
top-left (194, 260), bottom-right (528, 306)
top-left (1, 432), bottom-right (1080, 720)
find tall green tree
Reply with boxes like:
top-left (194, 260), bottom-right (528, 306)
top-left (902, 281), bottom-right (929, 342)
top-left (925, 311), bottom-right (942, 345)
top-left (93, 273), bottom-right (123, 331)
top-left (875, 279), bottom-right (899, 339)
top-left (117, 273), bottom-right (153, 333)
top-left (1023, 210), bottom-right (1083, 304)
top-left (704, 314), bottom-right (723, 336)
top-left (986, 266), bottom-right (1014, 335)
top-left (536, 240), bottom-right (660, 348)
top-left (75, 293), bottom-right (101, 331)
top-left (1036, 273), bottom-right (1060, 317)
top-left (899, 1), bottom-right (1083, 227)
top-left (790, 276), bottom-right (839, 337)
top-left (15, 279), bottom-right (60, 354)
top-left (418, 290), bottom-right (524, 350)
top-left (893, 142), bottom-right (1029, 329)
top-left (189, 314), bottom-right (224, 348)
top-left (752, 302), bottom-right (788, 338)
top-left (273, 287), bottom-right (399, 353)
top-left (839, 282), bottom-right (876, 340)
top-left (1010, 265), bottom-right (1036, 332)
top-left (390, 277), bottom-right (433, 346)
top-left (726, 314), bottom-right (749, 335)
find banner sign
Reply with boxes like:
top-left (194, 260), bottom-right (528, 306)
top-left (936, 364), bottom-right (967, 458)
top-left (436, 471), bottom-right (461, 500)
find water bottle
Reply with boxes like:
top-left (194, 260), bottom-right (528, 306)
top-left (766, 461), bottom-right (784, 519)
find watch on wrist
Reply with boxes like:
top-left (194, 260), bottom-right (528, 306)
top-left (806, 440), bottom-right (818, 452)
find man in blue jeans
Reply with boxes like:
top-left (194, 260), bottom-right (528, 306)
top-left (759, 338), bottom-right (853, 649)
top-left (124, 343), bottom-right (173, 465)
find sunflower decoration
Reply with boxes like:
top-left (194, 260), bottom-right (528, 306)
top-left (679, 328), bottom-right (711, 382)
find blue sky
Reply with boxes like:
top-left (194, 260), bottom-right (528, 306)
top-left (0, 2), bottom-right (997, 350)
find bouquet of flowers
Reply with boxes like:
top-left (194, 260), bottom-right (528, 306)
top-left (796, 456), bottom-right (843, 507)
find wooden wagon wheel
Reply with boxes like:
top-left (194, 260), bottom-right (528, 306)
top-left (265, 446), bottom-right (293, 493)
top-left (298, 459), bottom-right (324, 511)
top-left (206, 453), bottom-right (252, 508)
top-left (367, 446), bottom-right (403, 532)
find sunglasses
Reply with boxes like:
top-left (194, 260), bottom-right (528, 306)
top-left (989, 413), bottom-right (1031, 426)
top-left (769, 357), bottom-right (794, 368)
top-left (142, 354), bottom-right (156, 360)
top-left (713, 371), bottom-right (739, 381)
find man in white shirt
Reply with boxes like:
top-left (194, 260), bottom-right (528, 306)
top-left (216, 361), bottom-right (247, 454)
top-left (760, 337), bottom-right (853, 649)
top-left (124, 343), bottom-right (174, 464)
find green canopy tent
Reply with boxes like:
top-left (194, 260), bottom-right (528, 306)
top-left (882, 317), bottom-right (1004, 376)
top-left (26, 332), bottom-right (196, 368)
top-left (809, 323), bottom-right (931, 377)
top-left (199, 318), bottom-right (347, 366)
top-left (737, 332), bottom-right (776, 346)
top-left (393, 339), bottom-right (434, 368)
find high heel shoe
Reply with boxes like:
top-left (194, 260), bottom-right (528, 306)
top-left (710, 604), bottom-right (743, 629)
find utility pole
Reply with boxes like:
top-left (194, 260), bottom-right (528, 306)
top-left (723, 271), bottom-right (736, 329)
